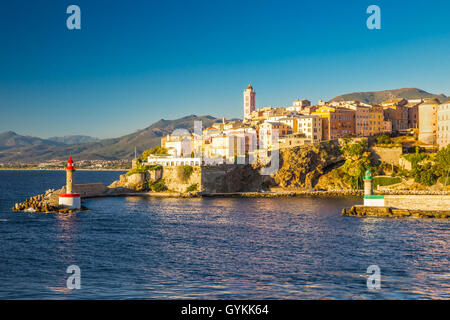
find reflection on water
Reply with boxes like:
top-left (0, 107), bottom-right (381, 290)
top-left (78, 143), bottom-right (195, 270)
top-left (0, 171), bottom-right (449, 299)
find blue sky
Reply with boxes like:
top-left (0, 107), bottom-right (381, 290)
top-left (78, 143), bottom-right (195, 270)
top-left (0, 0), bottom-right (449, 138)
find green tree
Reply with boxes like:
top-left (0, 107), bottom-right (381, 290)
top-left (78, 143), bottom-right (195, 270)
top-left (376, 134), bottom-right (391, 145)
top-left (140, 146), bottom-right (168, 160)
top-left (435, 146), bottom-right (450, 172)
top-left (403, 147), bottom-right (428, 170)
top-left (412, 163), bottom-right (438, 186)
top-left (435, 145), bottom-right (450, 185)
top-left (340, 139), bottom-right (368, 158)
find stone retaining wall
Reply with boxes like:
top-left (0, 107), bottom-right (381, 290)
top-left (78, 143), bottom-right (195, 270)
top-left (161, 166), bottom-right (202, 193)
top-left (370, 146), bottom-right (403, 166)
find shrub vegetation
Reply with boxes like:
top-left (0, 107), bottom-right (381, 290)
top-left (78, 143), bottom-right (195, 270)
top-left (372, 176), bottom-right (401, 189)
top-left (186, 183), bottom-right (198, 193)
top-left (177, 165), bottom-right (194, 182)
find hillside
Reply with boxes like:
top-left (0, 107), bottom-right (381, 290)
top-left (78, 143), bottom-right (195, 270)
top-left (329, 88), bottom-right (448, 104)
top-left (0, 115), bottom-right (220, 162)
top-left (47, 135), bottom-right (100, 145)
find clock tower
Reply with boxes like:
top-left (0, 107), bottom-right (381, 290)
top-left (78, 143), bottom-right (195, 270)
top-left (243, 84), bottom-right (255, 119)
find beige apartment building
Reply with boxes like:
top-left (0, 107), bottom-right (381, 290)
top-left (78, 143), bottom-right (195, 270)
top-left (418, 100), bottom-right (439, 145)
top-left (267, 114), bottom-right (322, 144)
top-left (437, 102), bottom-right (450, 149)
top-left (295, 115), bottom-right (322, 143)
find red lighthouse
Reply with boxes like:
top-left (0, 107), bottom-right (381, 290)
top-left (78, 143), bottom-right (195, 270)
top-left (58, 156), bottom-right (81, 209)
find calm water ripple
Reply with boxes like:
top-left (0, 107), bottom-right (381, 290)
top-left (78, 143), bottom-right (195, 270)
top-left (0, 170), bottom-right (449, 299)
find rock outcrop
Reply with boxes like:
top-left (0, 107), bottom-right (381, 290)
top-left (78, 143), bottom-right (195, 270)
top-left (109, 169), bottom-right (162, 191)
top-left (201, 164), bottom-right (268, 193)
top-left (273, 142), bottom-right (343, 189)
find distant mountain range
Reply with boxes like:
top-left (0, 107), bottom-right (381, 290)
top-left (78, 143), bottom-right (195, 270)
top-left (329, 88), bottom-right (448, 104)
top-left (0, 115), bottom-right (221, 162)
top-left (47, 135), bottom-right (100, 145)
top-left (0, 131), bottom-right (64, 151)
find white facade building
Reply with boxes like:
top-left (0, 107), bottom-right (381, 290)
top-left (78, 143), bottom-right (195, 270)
top-left (437, 102), bottom-right (450, 149)
top-left (147, 156), bottom-right (201, 166)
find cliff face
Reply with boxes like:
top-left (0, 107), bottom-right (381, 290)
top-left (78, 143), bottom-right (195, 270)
top-left (201, 165), bottom-right (266, 193)
top-left (273, 142), bottom-right (343, 189)
top-left (162, 166), bottom-right (202, 193)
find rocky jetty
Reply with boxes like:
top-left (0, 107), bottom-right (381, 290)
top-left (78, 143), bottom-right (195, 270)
top-left (11, 189), bottom-right (86, 214)
top-left (342, 205), bottom-right (450, 218)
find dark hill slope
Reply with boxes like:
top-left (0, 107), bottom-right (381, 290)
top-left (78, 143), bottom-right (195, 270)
top-left (330, 88), bottom-right (448, 104)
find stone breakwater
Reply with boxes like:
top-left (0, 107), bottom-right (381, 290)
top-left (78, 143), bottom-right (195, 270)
top-left (342, 205), bottom-right (450, 219)
top-left (203, 190), bottom-right (363, 197)
top-left (11, 189), bottom-right (86, 214)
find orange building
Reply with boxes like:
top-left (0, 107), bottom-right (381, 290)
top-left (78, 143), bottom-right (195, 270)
top-left (406, 102), bottom-right (420, 129)
top-left (381, 99), bottom-right (409, 132)
top-left (368, 106), bottom-right (385, 135)
top-left (312, 106), bottom-right (355, 140)
top-left (343, 105), bottom-right (371, 137)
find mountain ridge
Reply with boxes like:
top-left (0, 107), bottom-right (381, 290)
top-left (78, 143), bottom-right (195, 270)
top-left (329, 88), bottom-right (448, 104)
top-left (47, 135), bottom-right (101, 145)
top-left (0, 115), bottom-right (221, 162)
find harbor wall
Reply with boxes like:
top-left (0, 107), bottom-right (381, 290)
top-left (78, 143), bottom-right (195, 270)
top-left (384, 195), bottom-right (450, 211)
top-left (60, 183), bottom-right (108, 197)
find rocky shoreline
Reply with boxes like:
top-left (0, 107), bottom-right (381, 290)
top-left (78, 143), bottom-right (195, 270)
top-left (11, 185), bottom-right (450, 215)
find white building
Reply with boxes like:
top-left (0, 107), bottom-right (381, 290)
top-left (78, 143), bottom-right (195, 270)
top-left (259, 121), bottom-right (291, 151)
top-left (437, 102), bottom-right (450, 149)
top-left (164, 138), bottom-right (191, 157)
top-left (147, 156), bottom-right (201, 166)
top-left (286, 99), bottom-right (311, 111)
top-left (202, 127), bottom-right (258, 165)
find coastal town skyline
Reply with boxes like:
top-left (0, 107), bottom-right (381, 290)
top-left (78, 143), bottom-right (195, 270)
top-left (1, 85), bottom-right (449, 140)
top-left (1, 0), bottom-right (450, 139)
